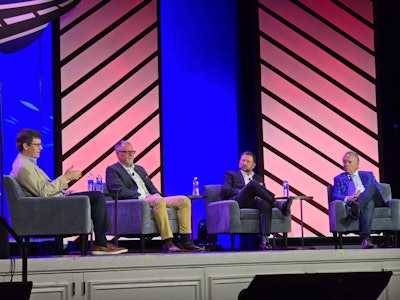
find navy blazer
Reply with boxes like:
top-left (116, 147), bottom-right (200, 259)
top-left (332, 170), bottom-right (382, 201)
top-left (106, 163), bottom-right (160, 199)
top-left (221, 170), bottom-right (264, 200)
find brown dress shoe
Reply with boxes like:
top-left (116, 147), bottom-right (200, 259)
top-left (180, 241), bottom-right (204, 252)
top-left (92, 243), bottom-right (128, 255)
top-left (361, 239), bottom-right (374, 249)
top-left (162, 240), bottom-right (182, 253)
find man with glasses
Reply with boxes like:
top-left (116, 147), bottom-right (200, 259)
top-left (106, 140), bottom-right (203, 253)
top-left (10, 128), bottom-right (127, 255)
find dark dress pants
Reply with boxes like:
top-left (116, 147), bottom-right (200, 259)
top-left (232, 180), bottom-right (275, 235)
top-left (357, 184), bottom-right (387, 240)
top-left (70, 191), bottom-right (111, 246)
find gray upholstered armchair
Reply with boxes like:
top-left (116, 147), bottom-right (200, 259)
top-left (103, 185), bottom-right (179, 253)
top-left (203, 184), bottom-right (291, 250)
top-left (328, 183), bottom-right (400, 249)
top-left (3, 175), bottom-right (92, 255)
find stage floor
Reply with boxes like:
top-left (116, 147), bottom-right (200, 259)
top-left (1, 239), bottom-right (400, 300)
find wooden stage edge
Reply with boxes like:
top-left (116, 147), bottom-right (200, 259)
top-left (1, 246), bottom-right (400, 299)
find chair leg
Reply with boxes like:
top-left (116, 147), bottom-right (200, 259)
top-left (385, 231), bottom-right (391, 248)
top-left (282, 233), bottom-right (288, 250)
top-left (339, 233), bottom-right (343, 249)
top-left (394, 231), bottom-right (399, 248)
top-left (141, 234), bottom-right (145, 254)
top-left (332, 232), bottom-right (338, 249)
top-left (231, 233), bottom-right (235, 251)
top-left (80, 234), bottom-right (88, 256)
top-left (55, 237), bottom-right (64, 254)
top-left (210, 234), bottom-right (217, 251)
top-left (271, 234), bottom-right (277, 249)
top-left (22, 237), bottom-right (30, 257)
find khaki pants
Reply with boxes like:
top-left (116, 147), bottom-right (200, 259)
top-left (144, 195), bottom-right (191, 240)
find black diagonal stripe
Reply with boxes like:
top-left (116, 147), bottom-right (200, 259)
top-left (62, 53), bottom-right (159, 128)
top-left (60, 0), bottom-right (111, 34)
top-left (61, 1), bottom-right (154, 67)
top-left (263, 143), bottom-right (335, 188)
top-left (291, 0), bottom-right (374, 53)
top-left (265, 170), bottom-right (330, 210)
top-left (332, 0), bottom-right (374, 28)
top-left (60, 0), bottom-right (152, 36)
top-left (61, 24), bottom-right (158, 98)
top-left (291, 215), bottom-right (326, 237)
top-left (261, 88), bottom-right (379, 167)
top-left (62, 105), bottom-right (160, 161)
top-left (258, 5), bottom-right (375, 82)
top-left (260, 59), bottom-right (378, 139)
top-left (262, 113), bottom-right (342, 169)
top-left (260, 34), bottom-right (376, 110)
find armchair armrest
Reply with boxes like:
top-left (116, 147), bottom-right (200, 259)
top-left (12, 196), bottom-right (91, 236)
top-left (328, 200), bottom-right (348, 231)
top-left (206, 200), bottom-right (241, 233)
top-left (106, 199), bottom-right (152, 235)
top-left (387, 198), bottom-right (400, 229)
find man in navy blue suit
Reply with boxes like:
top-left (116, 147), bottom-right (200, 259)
top-left (332, 151), bottom-right (388, 249)
top-left (221, 151), bottom-right (293, 250)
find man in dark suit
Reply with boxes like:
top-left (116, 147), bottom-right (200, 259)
top-left (106, 140), bottom-right (203, 253)
top-left (221, 151), bottom-right (293, 250)
top-left (332, 151), bottom-right (388, 249)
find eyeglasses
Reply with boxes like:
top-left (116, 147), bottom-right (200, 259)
top-left (118, 150), bottom-right (136, 155)
top-left (30, 143), bottom-right (42, 147)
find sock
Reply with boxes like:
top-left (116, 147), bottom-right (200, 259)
top-left (180, 234), bottom-right (190, 244)
top-left (163, 238), bottom-right (173, 245)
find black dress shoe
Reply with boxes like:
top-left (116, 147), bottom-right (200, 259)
top-left (361, 239), bottom-right (374, 249)
top-left (281, 197), bottom-right (293, 216)
top-left (259, 241), bottom-right (273, 250)
top-left (349, 202), bottom-right (360, 219)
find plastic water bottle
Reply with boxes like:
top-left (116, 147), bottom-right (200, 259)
top-left (283, 180), bottom-right (289, 198)
top-left (192, 177), bottom-right (199, 196)
top-left (95, 174), bottom-right (103, 192)
top-left (87, 172), bottom-right (94, 191)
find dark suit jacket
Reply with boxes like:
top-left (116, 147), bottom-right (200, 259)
top-left (106, 163), bottom-right (160, 199)
top-left (332, 170), bottom-right (382, 201)
top-left (221, 170), bottom-right (264, 200)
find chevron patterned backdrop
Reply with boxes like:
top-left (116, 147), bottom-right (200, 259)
top-left (56, 0), bottom-right (161, 192)
top-left (258, 0), bottom-right (378, 237)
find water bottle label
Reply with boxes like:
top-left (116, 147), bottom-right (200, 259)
top-left (88, 180), bottom-right (94, 191)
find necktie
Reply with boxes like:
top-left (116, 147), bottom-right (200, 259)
top-left (348, 174), bottom-right (356, 196)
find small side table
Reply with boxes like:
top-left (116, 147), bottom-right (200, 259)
top-left (186, 195), bottom-right (206, 241)
top-left (276, 195), bottom-right (313, 248)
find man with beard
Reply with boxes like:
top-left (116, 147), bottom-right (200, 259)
top-left (221, 151), bottom-right (293, 250)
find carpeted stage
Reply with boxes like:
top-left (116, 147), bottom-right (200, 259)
top-left (1, 237), bottom-right (400, 300)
